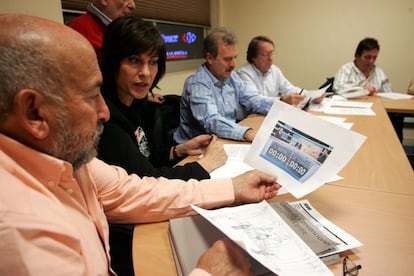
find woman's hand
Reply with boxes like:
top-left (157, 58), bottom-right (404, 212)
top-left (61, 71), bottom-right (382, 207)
top-left (197, 136), bottom-right (228, 172)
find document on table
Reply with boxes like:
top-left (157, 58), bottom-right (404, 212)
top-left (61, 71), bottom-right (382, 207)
top-left (285, 200), bottom-right (362, 257)
top-left (210, 144), bottom-right (343, 187)
top-left (191, 201), bottom-right (333, 276)
top-left (245, 101), bottom-right (366, 198)
top-left (324, 106), bottom-right (376, 116)
top-left (209, 144), bottom-right (254, 179)
top-left (310, 97), bottom-right (376, 116)
top-left (376, 92), bottom-right (414, 99)
top-left (317, 115), bottom-right (353, 129)
top-left (298, 85), bottom-right (329, 108)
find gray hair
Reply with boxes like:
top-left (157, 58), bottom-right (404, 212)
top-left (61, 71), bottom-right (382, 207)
top-left (203, 27), bottom-right (238, 58)
top-left (0, 35), bottom-right (65, 121)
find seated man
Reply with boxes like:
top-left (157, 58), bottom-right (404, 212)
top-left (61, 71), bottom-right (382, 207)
top-left (333, 37), bottom-right (391, 94)
top-left (173, 28), bottom-right (275, 143)
top-left (67, 0), bottom-right (136, 56)
top-left (237, 35), bottom-right (305, 106)
top-left (333, 37), bottom-right (403, 141)
top-left (0, 14), bottom-right (281, 275)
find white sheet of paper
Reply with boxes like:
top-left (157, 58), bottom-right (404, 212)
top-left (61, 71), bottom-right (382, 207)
top-left (210, 144), bottom-right (289, 194)
top-left (211, 143), bottom-right (342, 188)
top-left (309, 98), bottom-right (374, 114)
top-left (209, 144), bottom-right (254, 178)
top-left (191, 202), bottom-right (333, 276)
top-left (316, 115), bottom-right (353, 129)
top-left (376, 92), bottom-right (414, 99)
top-left (298, 85), bottom-right (329, 108)
top-left (324, 107), bottom-right (376, 116)
top-left (327, 100), bottom-right (373, 108)
top-left (289, 200), bottom-right (363, 258)
top-left (244, 101), bottom-right (366, 198)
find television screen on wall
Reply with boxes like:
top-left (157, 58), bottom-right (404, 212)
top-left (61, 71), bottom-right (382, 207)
top-left (156, 22), bottom-right (206, 61)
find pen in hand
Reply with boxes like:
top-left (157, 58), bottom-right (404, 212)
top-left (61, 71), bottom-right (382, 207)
top-left (299, 89), bottom-right (304, 95)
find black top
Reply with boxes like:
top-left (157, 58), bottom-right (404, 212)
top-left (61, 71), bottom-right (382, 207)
top-left (98, 95), bottom-right (210, 181)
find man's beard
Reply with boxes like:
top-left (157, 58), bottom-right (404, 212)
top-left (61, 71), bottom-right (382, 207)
top-left (49, 111), bottom-right (104, 170)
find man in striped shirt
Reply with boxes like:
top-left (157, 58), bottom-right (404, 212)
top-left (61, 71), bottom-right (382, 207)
top-left (333, 37), bottom-right (391, 94)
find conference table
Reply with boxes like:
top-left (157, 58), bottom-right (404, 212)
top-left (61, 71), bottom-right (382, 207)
top-left (132, 96), bottom-right (414, 276)
top-left (381, 97), bottom-right (414, 114)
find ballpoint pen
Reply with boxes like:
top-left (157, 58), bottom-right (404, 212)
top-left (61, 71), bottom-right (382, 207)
top-left (299, 89), bottom-right (304, 95)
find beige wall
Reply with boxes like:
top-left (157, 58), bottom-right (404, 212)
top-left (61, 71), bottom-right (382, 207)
top-left (1, 0), bottom-right (63, 23)
top-left (2, 0), bottom-right (413, 93)
top-left (217, 0), bottom-right (414, 93)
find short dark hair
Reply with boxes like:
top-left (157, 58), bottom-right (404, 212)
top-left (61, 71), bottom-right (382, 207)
top-left (246, 35), bottom-right (274, 63)
top-left (100, 15), bottom-right (166, 97)
top-left (355, 37), bottom-right (380, 57)
top-left (203, 27), bottom-right (237, 58)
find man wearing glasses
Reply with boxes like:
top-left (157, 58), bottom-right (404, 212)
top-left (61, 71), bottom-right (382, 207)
top-left (238, 35), bottom-right (306, 106)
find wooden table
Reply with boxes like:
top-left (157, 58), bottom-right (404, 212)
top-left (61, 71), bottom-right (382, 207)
top-left (381, 97), bottom-right (414, 114)
top-left (133, 96), bottom-right (414, 276)
top-left (133, 185), bottom-right (414, 276)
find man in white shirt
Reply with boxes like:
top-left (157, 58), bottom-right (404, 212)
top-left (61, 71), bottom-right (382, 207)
top-left (237, 35), bottom-right (305, 106)
top-left (333, 37), bottom-right (403, 141)
top-left (333, 37), bottom-right (391, 94)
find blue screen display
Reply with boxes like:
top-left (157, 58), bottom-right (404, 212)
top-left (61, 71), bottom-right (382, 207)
top-left (156, 22), bottom-right (205, 61)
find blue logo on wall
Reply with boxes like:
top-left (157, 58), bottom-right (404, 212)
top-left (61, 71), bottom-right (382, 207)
top-left (182, 32), bottom-right (197, 44)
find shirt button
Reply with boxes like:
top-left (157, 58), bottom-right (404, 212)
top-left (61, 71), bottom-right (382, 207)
top-left (66, 188), bottom-right (73, 194)
top-left (47, 181), bottom-right (55, 187)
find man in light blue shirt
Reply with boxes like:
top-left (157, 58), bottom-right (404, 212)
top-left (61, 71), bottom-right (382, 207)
top-left (238, 36), bottom-right (304, 105)
top-left (173, 28), bottom-right (274, 143)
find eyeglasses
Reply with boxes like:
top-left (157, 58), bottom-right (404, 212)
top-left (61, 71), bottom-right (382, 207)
top-left (343, 256), bottom-right (362, 276)
top-left (259, 51), bottom-right (275, 57)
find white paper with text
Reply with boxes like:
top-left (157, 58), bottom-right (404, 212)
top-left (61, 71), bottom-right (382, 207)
top-left (192, 202), bottom-right (333, 276)
top-left (245, 101), bottom-right (366, 198)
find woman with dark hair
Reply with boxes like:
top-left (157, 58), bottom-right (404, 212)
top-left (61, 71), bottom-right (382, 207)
top-left (98, 15), bottom-right (226, 181)
top-left (98, 15), bottom-right (227, 275)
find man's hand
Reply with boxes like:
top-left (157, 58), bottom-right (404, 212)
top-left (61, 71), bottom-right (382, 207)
top-left (243, 129), bottom-right (256, 142)
top-left (281, 93), bottom-right (305, 106)
top-left (311, 93), bottom-right (326, 104)
top-left (231, 170), bottom-right (281, 204)
top-left (365, 85), bottom-right (378, 95)
top-left (196, 238), bottom-right (253, 276)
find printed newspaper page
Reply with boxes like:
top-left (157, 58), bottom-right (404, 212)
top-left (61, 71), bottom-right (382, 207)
top-left (245, 101), bottom-right (366, 198)
top-left (192, 201), bottom-right (333, 276)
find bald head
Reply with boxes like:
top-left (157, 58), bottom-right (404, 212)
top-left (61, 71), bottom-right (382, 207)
top-left (0, 13), bottom-right (92, 46)
top-left (0, 14), bottom-right (99, 120)
top-left (0, 14), bottom-right (108, 168)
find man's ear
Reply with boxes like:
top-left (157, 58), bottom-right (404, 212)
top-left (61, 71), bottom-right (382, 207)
top-left (14, 89), bottom-right (50, 139)
top-left (205, 52), bottom-right (213, 65)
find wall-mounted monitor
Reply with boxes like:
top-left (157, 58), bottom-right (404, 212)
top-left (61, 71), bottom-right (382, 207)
top-left (155, 22), bottom-right (206, 61)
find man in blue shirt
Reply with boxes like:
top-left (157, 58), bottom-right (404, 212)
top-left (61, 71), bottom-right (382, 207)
top-left (173, 28), bottom-right (274, 143)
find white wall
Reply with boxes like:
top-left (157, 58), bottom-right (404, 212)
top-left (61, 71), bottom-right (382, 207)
top-left (217, 0), bottom-right (414, 93)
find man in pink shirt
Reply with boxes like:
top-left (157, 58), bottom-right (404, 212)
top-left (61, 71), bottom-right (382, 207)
top-left (0, 14), bottom-right (280, 275)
